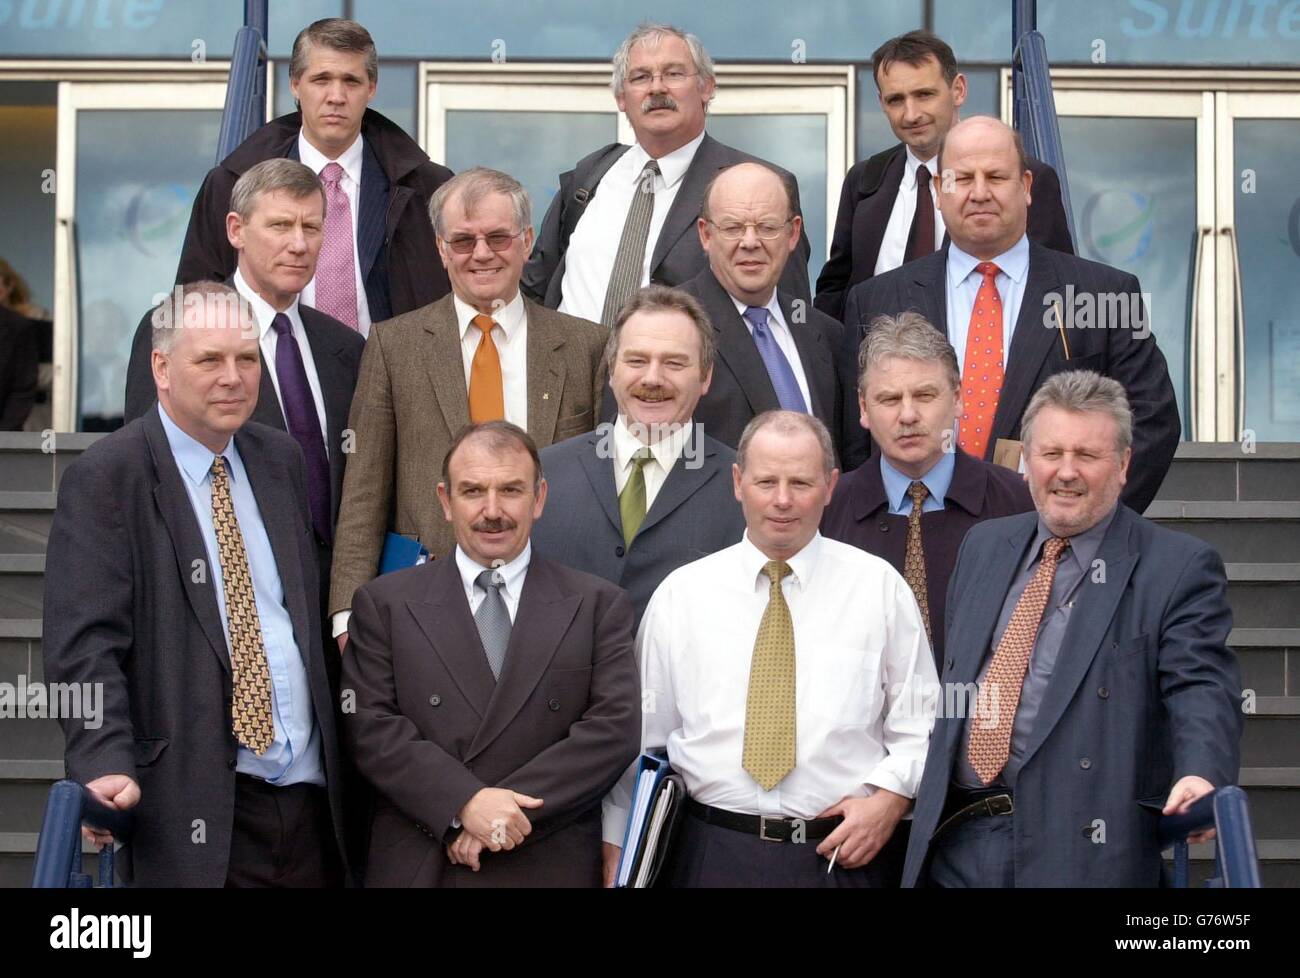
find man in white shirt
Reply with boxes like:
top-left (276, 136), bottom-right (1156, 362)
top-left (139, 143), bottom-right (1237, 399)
top-left (522, 23), bottom-right (812, 320)
top-left (606, 409), bottom-right (938, 886)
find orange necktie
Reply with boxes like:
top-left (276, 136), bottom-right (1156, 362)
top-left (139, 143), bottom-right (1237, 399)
top-left (957, 261), bottom-right (1005, 460)
top-left (468, 313), bottom-right (505, 423)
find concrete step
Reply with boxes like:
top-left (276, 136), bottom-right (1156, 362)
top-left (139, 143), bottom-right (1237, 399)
top-left (1155, 443), bottom-right (1300, 503)
top-left (1241, 697), bottom-right (1300, 768)
top-left (1147, 502), bottom-right (1300, 563)
top-left (1224, 565), bottom-right (1300, 630)
top-left (0, 432), bottom-right (102, 495)
top-left (0, 492), bottom-right (56, 556)
top-left (1233, 628), bottom-right (1295, 698)
top-left (0, 555), bottom-right (43, 620)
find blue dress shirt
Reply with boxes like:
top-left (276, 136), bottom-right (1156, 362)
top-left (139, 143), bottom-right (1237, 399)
top-left (880, 450), bottom-right (955, 516)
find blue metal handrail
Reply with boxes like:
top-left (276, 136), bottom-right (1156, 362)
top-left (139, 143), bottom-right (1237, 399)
top-left (214, 0), bottom-right (269, 164)
top-left (31, 779), bottom-right (135, 888)
top-left (1158, 786), bottom-right (1262, 888)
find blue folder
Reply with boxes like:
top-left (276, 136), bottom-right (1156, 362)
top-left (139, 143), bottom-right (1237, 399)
top-left (378, 532), bottom-right (429, 575)
top-left (615, 750), bottom-right (683, 888)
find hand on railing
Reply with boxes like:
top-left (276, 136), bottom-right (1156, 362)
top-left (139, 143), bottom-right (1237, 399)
top-left (1162, 775), bottom-right (1217, 843)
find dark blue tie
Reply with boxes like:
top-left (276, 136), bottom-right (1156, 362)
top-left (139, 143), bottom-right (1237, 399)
top-left (271, 313), bottom-right (331, 544)
top-left (743, 306), bottom-right (808, 413)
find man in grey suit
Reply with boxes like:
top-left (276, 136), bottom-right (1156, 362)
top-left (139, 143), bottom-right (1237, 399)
top-left (43, 281), bottom-right (347, 886)
top-left (522, 22), bottom-right (811, 320)
top-left (903, 371), bottom-right (1240, 888)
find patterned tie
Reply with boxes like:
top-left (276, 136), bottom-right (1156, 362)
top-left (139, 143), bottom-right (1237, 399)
top-left (473, 568), bottom-right (512, 680)
top-left (957, 261), bottom-right (1005, 460)
top-left (601, 159), bottom-right (660, 327)
top-left (271, 314), bottom-right (331, 544)
top-left (903, 480), bottom-right (932, 644)
top-left (315, 162), bottom-right (359, 331)
top-left (968, 536), bottom-right (1071, 784)
top-left (468, 314), bottom-right (505, 423)
top-left (742, 560), bottom-right (798, 791)
top-left (743, 306), bottom-right (809, 413)
top-left (904, 164), bottom-right (935, 263)
top-left (210, 456), bottom-right (275, 755)
top-left (618, 447), bottom-right (654, 549)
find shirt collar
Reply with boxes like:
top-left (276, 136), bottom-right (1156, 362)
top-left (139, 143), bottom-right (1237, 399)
top-left (739, 530), bottom-right (820, 593)
top-left (880, 450), bottom-right (956, 512)
top-left (613, 414), bottom-right (691, 475)
top-left (1028, 503), bottom-right (1119, 575)
top-left (454, 291), bottom-right (526, 344)
top-left (730, 291), bottom-right (782, 327)
top-left (297, 130), bottom-right (364, 187)
top-left (455, 541), bottom-right (531, 602)
top-left (233, 267), bottom-right (301, 339)
top-left (629, 130), bottom-right (705, 189)
top-left (157, 401), bottom-right (243, 488)
top-left (904, 144), bottom-right (938, 188)
top-left (948, 233), bottom-right (1030, 290)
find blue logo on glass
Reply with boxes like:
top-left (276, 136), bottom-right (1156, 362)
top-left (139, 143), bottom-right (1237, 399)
top-left (1081, 190), bottom-right (1155, 264)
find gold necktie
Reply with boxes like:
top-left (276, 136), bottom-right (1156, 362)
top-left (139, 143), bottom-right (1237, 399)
top-left (967, 536), bottom-right (1070, 783)
top-left (903, 480), bottom-right (933, 645)
top-left (468, 314), bottom-right (505, 423)
top-left (210, 456), bottom-right (275, 755)
top-left (742, 560), bottom-right (797, 791)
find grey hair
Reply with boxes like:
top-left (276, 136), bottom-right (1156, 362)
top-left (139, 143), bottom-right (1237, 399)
top-left (1021, 370), bottom-right (1134, 453)
top-left (605, 285), bottom-right (715, 378)
top-left (857, 312), bottom-right (961, 393)
top-left (610, 22), bottom-right (716, 108)
top-left (230, 158), bottom-right (326, 222)
top-left (700, 161), bottom-right (798, 224)
top-left (428, 166), bottom-right (532, 238)
top-left (737, 410), bottom-right (836, 481)
top-left (289, 18), bottom-right (378, 83)
top-left (151, 281), bottom-right (253, 354)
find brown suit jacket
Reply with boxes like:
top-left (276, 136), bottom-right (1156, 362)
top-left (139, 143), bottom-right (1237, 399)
top-left (329, 293), bottom-right (608, 616)
top-left (342, 552), bottom-right (640, 887)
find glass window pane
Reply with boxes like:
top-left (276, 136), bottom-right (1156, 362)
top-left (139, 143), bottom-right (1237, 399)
top-left (74, 108), bottom-right (223, 430)
top-left (267, 1), bottom-right (346, 57)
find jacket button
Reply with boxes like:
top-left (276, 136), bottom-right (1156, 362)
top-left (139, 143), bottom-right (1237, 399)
top-left (548, 698), bottom-right (561, 711)
top-left (227, 759), bottom-right (236, 770)
top-left (429, 695), bottom-right (441, 707)
top-left (945, 658), bottom-right (954, 673)
top-left (1079, 757), bottom-right (1092, 770)
top-left (878, 521), bottom-right (889, 533)
top-left (615, 545), bottom-right (625, 557)
top-left (1082, 825), bottom-right (1094, 838)
top-left (1097, 686), bottom-right (1110, 699)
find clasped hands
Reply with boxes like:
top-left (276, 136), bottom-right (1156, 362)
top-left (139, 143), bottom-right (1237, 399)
top-left (446, 787), bottom-right (543, 872)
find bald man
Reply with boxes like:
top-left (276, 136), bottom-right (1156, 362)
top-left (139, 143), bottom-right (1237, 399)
top-left (837, 116), bottom-right (1178, 513)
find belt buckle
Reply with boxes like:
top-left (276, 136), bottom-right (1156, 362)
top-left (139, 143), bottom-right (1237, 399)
top-left (758, 815), bottom-right (784, 842)
top-left (987, 794), bottom-right (1014, 816)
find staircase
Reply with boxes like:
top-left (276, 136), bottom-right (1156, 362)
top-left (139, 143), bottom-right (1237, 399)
top-left (1, 434), bottom-right (1296, 886)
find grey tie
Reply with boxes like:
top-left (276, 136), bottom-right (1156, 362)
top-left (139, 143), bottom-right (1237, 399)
top-left (600, 159), bottom-right (660, 326)
top-left (473, 568), bottom-right (512, 680)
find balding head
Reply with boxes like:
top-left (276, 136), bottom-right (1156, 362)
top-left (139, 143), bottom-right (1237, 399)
top-left (935, 116), bottom-right (1033, 259)
top-left (698, 161), bottom-right (801, 307)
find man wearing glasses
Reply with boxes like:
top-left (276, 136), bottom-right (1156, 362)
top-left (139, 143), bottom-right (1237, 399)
top-left (328, 167), bottom-right (608, 654)
top-left (522, 23), bottom-right (813, 324)
top-left (680, 162), bottom-right (843, 452)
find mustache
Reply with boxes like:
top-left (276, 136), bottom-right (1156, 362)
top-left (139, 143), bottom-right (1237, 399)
top-left (892, 426), bottom-right (929, 439)
top-left (472, 517), bottom-right (516, 533)
top-left (641, 93), bottom-right (678, 112)
top-left (630, 384), bottom-right (674, 401)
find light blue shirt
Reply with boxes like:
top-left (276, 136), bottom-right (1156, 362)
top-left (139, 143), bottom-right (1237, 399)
top-left (945, 233), bottom-right (1031, 375)
top-left (880, 450), bottom-right (955, 516)
top-left (158, 405), bottom-right (324, 786)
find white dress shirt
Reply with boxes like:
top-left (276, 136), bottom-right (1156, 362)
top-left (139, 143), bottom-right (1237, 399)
top-left (729, 292), bottom-right (814, 412)
top-left (454, 291), bottom-right (529, 428)
top-left (611, 415), bottom-right (691, 510)
top-left (603, 531), bottom-right (939, 844)
top-left (233, 268), bottom-right (329, 453)
top-left (297, 132), bottom-right (373, 337)
top-left (875, 145), bottom-right (947, 276)
top-left (453, 541), bottom-right (531, 623)
top-left (558, 131), bottom-right (706, 322)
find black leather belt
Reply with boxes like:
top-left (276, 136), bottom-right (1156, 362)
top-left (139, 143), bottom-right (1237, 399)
top-left (935, 787), bottom-right (1014, 838)
top-left (686, 799), bottom-right (838, 842)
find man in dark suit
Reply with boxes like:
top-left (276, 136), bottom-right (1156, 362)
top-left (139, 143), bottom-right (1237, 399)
top-left (43, 281), bottom-right (348, 886)
top-left (522, 23), bottom-right (811, 322)
top-left (680, 161), bottom-right (841, 452)
top-left (342, 421), bottom-right (640, 886)
top-left (903, 371), bottom-right (1240, 887)
top-left (815, 30), bottom-right (1073, 322)
top-left (838, 116), bottom-right (1179, 512)
top-left (822, 311), bottom-right (1032, 666)
top-left (176, 18), bottom-right (453, 331)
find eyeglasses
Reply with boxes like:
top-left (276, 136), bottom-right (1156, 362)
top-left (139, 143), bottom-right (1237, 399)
top-left (442, 230), bottom-right (525, 254)
top-left (625, 68), bottom-right (699, 89)
top-left (705, 219), bottom-right (792, 241)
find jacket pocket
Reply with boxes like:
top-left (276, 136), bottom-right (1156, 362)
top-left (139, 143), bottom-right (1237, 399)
top-left (133, 738), bottom-right (169, 768)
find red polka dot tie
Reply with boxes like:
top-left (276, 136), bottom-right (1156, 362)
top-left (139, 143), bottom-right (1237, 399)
top-left (957, 261), bottom-right (1005, 460)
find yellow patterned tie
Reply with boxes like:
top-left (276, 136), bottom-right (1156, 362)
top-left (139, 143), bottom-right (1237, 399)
top-left (967, 536), bottom-right (1070, 783)
top-left (742, 560), bottom-right (797, 790)
top-left (210, 456), bottom-right (275, 755)
top-left (618, 447), bottom-right (653, 549)
top-left (903, 481), bottom-right (933, 645)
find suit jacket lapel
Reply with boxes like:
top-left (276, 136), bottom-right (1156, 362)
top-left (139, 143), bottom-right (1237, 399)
top-left (405, 558), bottom-right (495, 718)
top-left (576, 434), bottom-right (623, 537)
top-left (252, 355), bottom-right (285, 430)
top-left (422, 296), bottom-right (471, 437)
top-left (993, 242), bottom-right (1060, 441)
top-left (854, 146), bottom-right (906, 280)
top-left (957, 517), bottom-right (1038, 682)
top-left (301, 310), bottom-right (350, 522)
top-left (649, 133), bottom-right (721, 273)
top-left (909, 249), bottom-right (950, 338)
top-left (778, 290), bottom-right (834, 419)
top-left (637, 431), bottom-right (723, 538)
top-left (356, 139), bottom-right (390, 280)
top-left (143, 408), bottom-right (230, 675)
top-left (525, 303), bottom-right (566, 445)
top-left (702, 272), bottom-right (778, 416)
top-left (466, 561), bottom-right (582, 762)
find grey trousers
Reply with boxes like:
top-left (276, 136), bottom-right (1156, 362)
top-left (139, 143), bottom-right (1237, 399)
top-left (925, 813), bottom-right (1016, 888)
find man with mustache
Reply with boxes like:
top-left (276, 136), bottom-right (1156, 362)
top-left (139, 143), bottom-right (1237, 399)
top-left (342, 421), bottom-right (640, 886)
top-left (522, 23), bottom-right (812, 322)
top-left (821, 311), bottom-right (1032, 666)
top-left (836, 116), bottom-right (1179, 517)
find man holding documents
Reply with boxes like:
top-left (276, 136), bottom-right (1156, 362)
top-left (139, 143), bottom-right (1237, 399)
top-left (607, 410), bottom-right (938, 886)
top-left (342, 422), bottom-right (640, 886)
